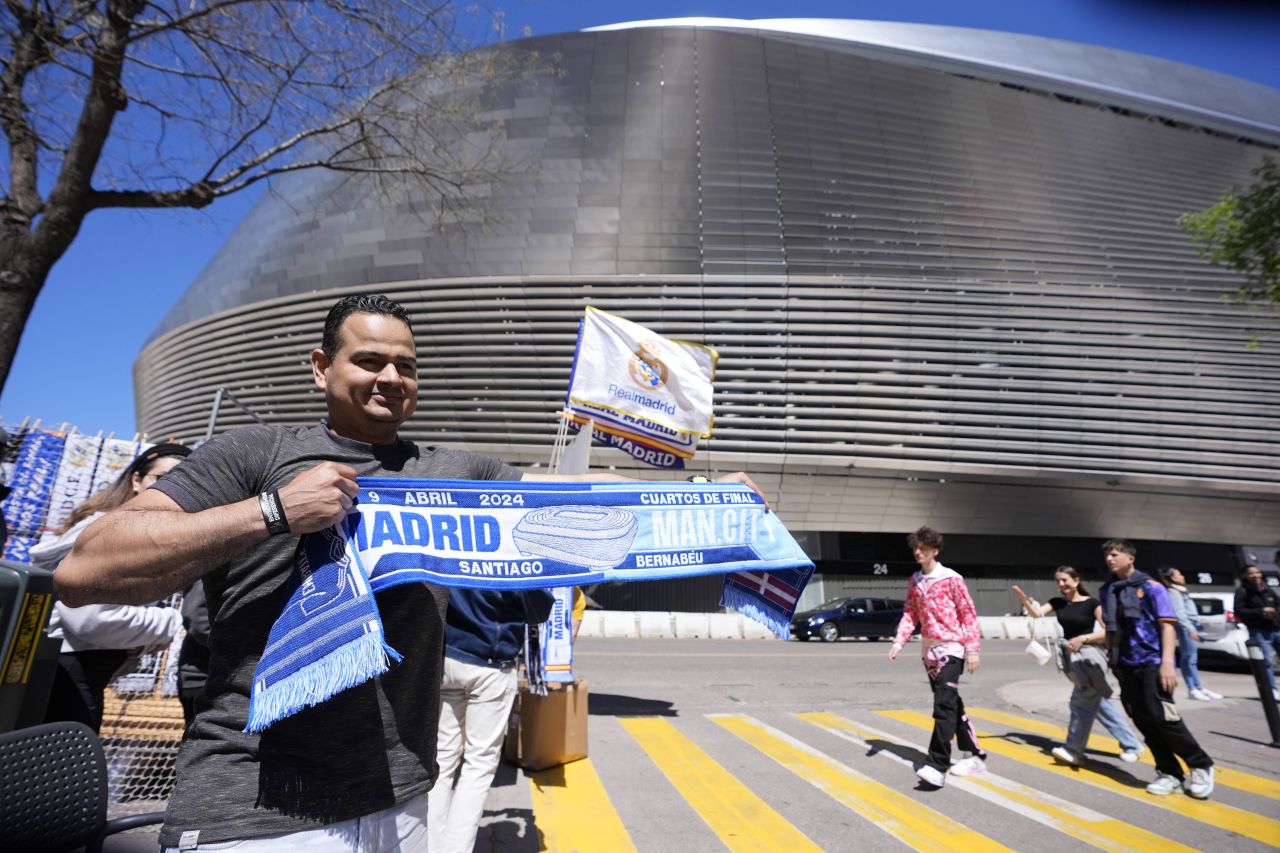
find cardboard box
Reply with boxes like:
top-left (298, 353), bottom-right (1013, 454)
top-left (503, 678), bottom-right (588, 771)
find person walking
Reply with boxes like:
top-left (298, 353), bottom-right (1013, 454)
top-left (1157, 566), bottom-right (1221, 701)
top-left (31, 443), bottom-right (191, 731)
top-left (889, 526), bottom-right (986, 787)
top-left (1234, 564), bottom-right (1280, 701)
top-left (1100, 539), bottom-right (1215, 799)
top-left (428, 589), bottom-right (554, 853)
top-left (1012, 567), bottom-right (1142, 766)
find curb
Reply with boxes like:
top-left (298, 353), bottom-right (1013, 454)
top-left (578, 612), bottom-right (1065, 641)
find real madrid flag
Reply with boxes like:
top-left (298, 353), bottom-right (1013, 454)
top-left (567, 307), bottom-right (717, 438)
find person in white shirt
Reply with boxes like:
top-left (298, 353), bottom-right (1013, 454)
top-left (32, 443), bottom-right (190, 731)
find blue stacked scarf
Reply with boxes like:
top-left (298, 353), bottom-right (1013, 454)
top-left (247, 478), bottom-right (814, 732)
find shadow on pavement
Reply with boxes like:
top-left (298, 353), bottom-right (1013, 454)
top-left (476, 806), bottom-right (538, 852)
top-left (1210, 729), bottom-right (1280, 748)
top-left (993, 729), bottom-right (1147, 788)
top-left (588, 692), bottom-right (676, 716)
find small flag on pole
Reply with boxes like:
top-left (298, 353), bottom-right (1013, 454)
top-left (567, 307), bottom-right (717, 439)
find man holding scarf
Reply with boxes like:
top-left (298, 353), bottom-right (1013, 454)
top-left (1099, 539), bottom-right (1215, 799)
top-left (55, 293), bottom-right (764, 851)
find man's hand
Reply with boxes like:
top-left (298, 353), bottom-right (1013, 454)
top-left (1158, 661), bottom-right (1178, 694)
top-left (713, 472), bottom-right (770, 510)
top-left (966, 652), bottom-right (981, 674)
top-left (1188, 629), bottom-right (1200, 642)
top-left (277, 463), bottom-right (359, 534)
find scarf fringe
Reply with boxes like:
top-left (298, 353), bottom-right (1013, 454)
top-left (245, 633), bottom-right (400, 733)
top-left (720, 585), bottom-right (791, 640)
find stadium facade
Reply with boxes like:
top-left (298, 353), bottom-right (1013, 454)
top-left (136, 19), bottom-right (1280, 605)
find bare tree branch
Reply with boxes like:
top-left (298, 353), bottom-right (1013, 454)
top-left (0, 0), bottom-right (549, 393)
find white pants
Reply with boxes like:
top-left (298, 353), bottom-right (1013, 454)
top-left (160, 792), bottom-right (428, 851)
top-left (427, 657), bottom-right (518, 853)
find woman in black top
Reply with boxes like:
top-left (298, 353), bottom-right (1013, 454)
top-left (1013, 566), bottom-right (1143, 765)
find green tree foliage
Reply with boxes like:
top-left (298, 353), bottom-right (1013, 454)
top-left (1178, 156), bottom-right (1280, 307)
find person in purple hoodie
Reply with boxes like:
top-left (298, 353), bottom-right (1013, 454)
top-left (1099, 539), bottom-right (1214, 799)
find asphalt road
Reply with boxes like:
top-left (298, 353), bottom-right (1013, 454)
top-left (477, 636), bottom-right (1280, 852)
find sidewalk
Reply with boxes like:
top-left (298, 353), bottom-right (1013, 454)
top-left (998, 667), bottom-right (1279, 777)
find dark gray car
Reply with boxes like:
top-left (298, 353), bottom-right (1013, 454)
top-left (791, 596), bottom-right (912, 642)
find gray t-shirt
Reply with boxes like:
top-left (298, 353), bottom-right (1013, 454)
top-left (152, 424), bottom-right (520, 846)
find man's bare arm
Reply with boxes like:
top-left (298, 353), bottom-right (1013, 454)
top-left (521, 472), bottom-right (636, 483)
top-left (521, 470), bottom-right (769, 507)
top-left (54, 490), bottom-right (264, 606)
top-left (56, 462), bottom-right (360, 606)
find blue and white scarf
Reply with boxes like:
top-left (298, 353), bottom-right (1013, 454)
top-left (1, 429), bottom-right (67, 563)
top-left (247, 478), bottom-right (813, 732)
top-left (541, 587), bottom-right (576, 684)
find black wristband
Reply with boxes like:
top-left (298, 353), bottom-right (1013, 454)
top-left (258, 490), bottom-right (290, 536)
top-left (686, 475), bottom-right (712, 483)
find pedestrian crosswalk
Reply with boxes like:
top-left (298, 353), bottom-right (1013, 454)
top-left (798, 712), bottom-right (1198, 853)
top-left (881, 708), bottom-right (1280, 840)
top-left (963, 706), bottom-right (1280, 800)
top-left (517, 706), bottom-right (1280, 852)
top-left (711, 714), bottom-right (1012, 853)
top-left (621, 717), bottom-right (823, 852)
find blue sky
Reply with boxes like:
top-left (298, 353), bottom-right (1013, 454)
top-left (2, 0), bottom-right (1278, 439)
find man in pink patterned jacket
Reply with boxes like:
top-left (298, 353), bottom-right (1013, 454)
top-left (889, 526), bottom-right (987, 787)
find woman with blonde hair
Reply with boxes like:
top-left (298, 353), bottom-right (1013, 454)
top-left (1013, 566), bottom-right (1143, 765)
top-left (32, 443), bottom-right (191, 731)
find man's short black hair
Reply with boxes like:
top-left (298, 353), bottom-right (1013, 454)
top-left (322, 294), bottom-right (414, 360)
top-left (1101, 538), bottom-right (1137, 557)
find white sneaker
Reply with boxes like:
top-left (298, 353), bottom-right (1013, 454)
top-left (950, 755), bottom-right (988, 776)
top-left (1119, 749), bottom-right (1141, 764)
top-left (1146, 773), bottom-right (1181, 796)
top-left (1050, 746), bottom-right (1080, 765)
top-left (1201, 689), bottom-right (1223, 700)
top-left (1273, 688), bottom-right (1279, 702)
top-left (915, 764), bottom-right (946, 787)
top-left (1185, 766), bottom-right (1214, 799)
top-left (1189, 688), bottom-right (1212, 701)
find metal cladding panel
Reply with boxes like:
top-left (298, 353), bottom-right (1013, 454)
top-left (136, 26), bottom-right (1280, 542)
top-left (592, 18), bottom-right (1280, 142)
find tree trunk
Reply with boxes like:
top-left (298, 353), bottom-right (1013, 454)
top-left (0, 236), bottom-right (64, 398)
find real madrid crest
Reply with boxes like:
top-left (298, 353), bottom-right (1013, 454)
top-left (629, 341), bottom-right (668, 390)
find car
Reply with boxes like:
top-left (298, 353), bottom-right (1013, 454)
top-left (1188, 592), bottom-right (1250, 663)
top-left (790, 596), bottom-right (913, 642)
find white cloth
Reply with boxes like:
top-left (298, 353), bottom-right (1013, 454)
top-left (31, 513), bottom-right (182, 653)
top-left (160, 792), bottom-right (428, 851)
top-left (43, 434), bottom-right (102, 533)
top-left (91, 437), bottom-right (142, 494)
top-left (427, 657), bottom-right (519, 853)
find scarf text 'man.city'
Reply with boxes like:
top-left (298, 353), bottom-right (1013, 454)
top-left (247, 478), bottom-right (814, 732)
